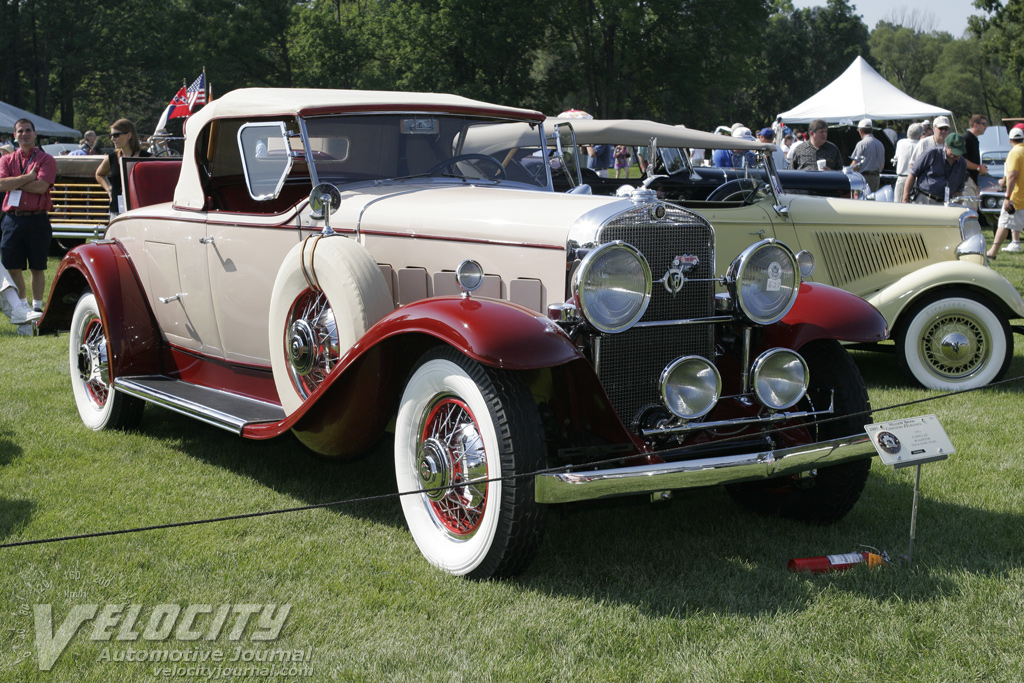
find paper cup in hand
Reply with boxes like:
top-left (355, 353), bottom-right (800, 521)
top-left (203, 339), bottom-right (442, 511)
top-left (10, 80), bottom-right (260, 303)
top-left (816, 159), bottom-right (827, 171)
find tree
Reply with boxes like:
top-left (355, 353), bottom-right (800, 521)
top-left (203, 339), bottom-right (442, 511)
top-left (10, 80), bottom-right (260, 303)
top-left (748, 0), bottom-right (869, 130)
top-left (869, 22), bottom-right (950, 100)
top-left (971, 0), bottom-right (1024, 115)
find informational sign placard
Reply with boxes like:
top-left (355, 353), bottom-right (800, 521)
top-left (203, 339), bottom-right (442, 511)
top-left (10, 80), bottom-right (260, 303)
top-left (864, 414), bottom-right (954, 468)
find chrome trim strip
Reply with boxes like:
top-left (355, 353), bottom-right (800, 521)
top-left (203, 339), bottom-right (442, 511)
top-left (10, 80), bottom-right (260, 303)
top-left (534, 432), bottom-right (875, 504)
top-left (632, 315), bottom-right (735, 328)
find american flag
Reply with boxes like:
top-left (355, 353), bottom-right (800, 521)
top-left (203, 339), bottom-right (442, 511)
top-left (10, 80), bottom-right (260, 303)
top-left (186, 73), bottom-right (206, 108)
top-left (166, 73), bottom-right (206, 120)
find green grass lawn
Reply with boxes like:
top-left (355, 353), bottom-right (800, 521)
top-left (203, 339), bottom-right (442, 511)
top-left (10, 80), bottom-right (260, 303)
top-left (2, 249), bottom-right (1024, 682)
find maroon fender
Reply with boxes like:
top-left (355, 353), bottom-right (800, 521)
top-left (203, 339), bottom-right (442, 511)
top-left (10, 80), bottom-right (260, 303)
top-left (40, 241), bottom-right (163, 378)
top-left (761, 281), bottom-right (888, 351)
top-left (360, 296), bottom-right (583, 370)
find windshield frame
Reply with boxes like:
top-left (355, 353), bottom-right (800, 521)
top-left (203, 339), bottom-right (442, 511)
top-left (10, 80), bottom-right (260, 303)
top-left (295, 113), bottom-right (552, 191)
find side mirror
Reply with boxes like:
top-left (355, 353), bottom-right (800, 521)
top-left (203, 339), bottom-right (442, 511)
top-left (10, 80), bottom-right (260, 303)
top-left (309, 183), bottom-right (342, 236)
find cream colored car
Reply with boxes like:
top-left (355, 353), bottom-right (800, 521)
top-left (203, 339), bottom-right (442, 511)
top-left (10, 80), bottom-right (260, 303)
top-left (556, 118), bottom-right (1024, 391)
top-left (42, 89), bottom-right (888, 578)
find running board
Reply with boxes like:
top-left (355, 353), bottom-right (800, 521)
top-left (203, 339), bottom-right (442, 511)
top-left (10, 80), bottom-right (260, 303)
top-left (115, 376), bottom-right (285, 434)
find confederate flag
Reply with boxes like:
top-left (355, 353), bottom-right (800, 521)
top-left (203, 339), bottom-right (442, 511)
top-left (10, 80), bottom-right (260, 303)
top-left (167, 73), bottom-right (206, 120)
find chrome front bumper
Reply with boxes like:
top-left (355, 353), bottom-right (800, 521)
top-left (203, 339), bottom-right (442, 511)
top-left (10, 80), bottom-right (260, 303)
top-left (534, 432), bottom-right (874, 504)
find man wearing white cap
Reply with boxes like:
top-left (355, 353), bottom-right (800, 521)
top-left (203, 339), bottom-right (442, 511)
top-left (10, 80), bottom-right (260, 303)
top-left (987, 127), bottom-right (1024, 256)
top-left (909, 115), bottom-right (951, 173)
top-left (850, 118), bottom-right (885, 192)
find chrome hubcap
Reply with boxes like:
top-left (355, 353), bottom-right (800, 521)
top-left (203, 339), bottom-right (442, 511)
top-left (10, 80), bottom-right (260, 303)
top-left (285, 290), bottom-right (340, 398)
top-left (938, 332), bottom-right (971, 361)
top-left (418, 438), bottom-right (451, 502)
top-left (77, 318), bottom-right (110, 407)
top-left (287, 319), bottom-right (317, 376)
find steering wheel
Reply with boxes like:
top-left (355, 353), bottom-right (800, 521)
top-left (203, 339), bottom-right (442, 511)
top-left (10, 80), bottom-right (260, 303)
top-left (428, 154), bottom-right (506, 180)
top-left (705, 178), bottom-right (769, 203)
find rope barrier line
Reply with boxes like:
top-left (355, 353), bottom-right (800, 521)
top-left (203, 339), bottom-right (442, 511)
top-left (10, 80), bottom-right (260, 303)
top-left (3, 373), bottom-right (1023, 551)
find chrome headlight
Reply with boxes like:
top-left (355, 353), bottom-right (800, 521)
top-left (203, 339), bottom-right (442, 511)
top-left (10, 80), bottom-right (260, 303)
top-left (572, 241), bottom-right (652, 333)
top-left (660, 356), bottom-right (721, 419)
top-left (751, 349), bottom-right (808, 411)
top-left (727, 239), bottom-right (799, 325)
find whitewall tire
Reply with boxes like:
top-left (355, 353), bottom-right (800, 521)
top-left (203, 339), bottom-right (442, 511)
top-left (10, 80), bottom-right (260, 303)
top-left (395, 348), bottom-right (546, 579)
top-left (896, 290), bottom-right (1011, 390)
top-left (69, 292), bottom-right (144, 430)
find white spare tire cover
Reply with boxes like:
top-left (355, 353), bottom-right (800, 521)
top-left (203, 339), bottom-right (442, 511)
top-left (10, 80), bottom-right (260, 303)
top-left (268, 236), bottom-right (393, 415)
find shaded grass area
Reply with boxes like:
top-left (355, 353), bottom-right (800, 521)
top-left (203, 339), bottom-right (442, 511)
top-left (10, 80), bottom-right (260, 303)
top-left (2, 252), bottom-right (1024, 681)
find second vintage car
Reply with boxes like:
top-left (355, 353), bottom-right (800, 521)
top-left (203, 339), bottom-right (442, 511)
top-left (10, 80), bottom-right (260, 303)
top-left (42, 88), bottom-right (888, 579)
top-left (545, 118), bottom-right (1024, 391)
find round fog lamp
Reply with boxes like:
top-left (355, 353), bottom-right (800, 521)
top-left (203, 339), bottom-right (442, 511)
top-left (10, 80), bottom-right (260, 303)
top-left (660, 356), bottom-right (721, 419)
top-left (752, 348), bottom-right (808, 410)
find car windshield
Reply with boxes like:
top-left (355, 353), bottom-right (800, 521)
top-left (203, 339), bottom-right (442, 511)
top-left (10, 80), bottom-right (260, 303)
top-left (658, 147), bottom-right (782, 206)
top-left (301, 114), bottom-right (549, 189)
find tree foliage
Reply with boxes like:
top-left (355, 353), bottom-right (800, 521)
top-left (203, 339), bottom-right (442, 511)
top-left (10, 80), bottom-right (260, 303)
top-left (0, 0), bottom-right (1019, 141)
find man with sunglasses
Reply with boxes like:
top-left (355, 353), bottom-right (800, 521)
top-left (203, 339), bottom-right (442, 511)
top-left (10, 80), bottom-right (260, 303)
top-left (0, 118), bottom-right (56, 317)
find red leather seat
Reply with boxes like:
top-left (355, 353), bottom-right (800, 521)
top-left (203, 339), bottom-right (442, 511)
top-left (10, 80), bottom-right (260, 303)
top-left (127, 160), bottom-right (181, 209)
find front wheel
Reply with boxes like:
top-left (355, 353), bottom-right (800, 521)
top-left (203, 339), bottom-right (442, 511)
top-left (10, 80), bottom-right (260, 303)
top-left (726, 340), bottom-right (871, 524)
top-left (69, 292), bottom-right (144, 430)
top-left (895, 289), bottom-right (1012, 390)
top-left (395, 348), bottom-right (546, 579)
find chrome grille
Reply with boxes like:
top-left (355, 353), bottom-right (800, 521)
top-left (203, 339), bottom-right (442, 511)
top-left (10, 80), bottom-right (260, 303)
top-left (596, 205), bottom-right (716, 427)
top-left (815, 230), bottom-right (929, 289)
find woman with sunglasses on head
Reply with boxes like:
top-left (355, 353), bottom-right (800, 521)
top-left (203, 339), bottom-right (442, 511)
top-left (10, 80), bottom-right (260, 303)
top-left (94, 119), bottom-right (150, 220)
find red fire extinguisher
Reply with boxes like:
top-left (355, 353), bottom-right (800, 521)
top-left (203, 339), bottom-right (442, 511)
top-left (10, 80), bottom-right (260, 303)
top-left (788, 549), bottom-right (888, 573)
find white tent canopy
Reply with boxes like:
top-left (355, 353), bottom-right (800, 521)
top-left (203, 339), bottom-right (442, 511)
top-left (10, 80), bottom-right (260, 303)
top-left (777, 56), bottom-right (951, 125)
top-left (0, 100), bottom-right (80, 138)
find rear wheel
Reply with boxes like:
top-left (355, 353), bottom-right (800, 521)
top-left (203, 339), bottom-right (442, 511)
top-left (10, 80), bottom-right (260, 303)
top-left (726, 340), bottom-right (871, 524)
top-left (395, 348), bottom-right (546, 578)
top-left (69, 292), bottom-right (144, 430)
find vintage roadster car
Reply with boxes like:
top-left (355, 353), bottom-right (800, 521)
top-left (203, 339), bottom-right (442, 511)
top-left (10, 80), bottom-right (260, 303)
top-left (546, 118), bottom-right (1024, 391)
top-left (41, 89), bottom-right (888, 579)
top-left (551, 122), bottom-right (872, 200)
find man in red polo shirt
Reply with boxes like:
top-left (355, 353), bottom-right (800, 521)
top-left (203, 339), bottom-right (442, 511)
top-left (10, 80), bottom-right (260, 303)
top-left (0, 118), bottom-right (56, 314)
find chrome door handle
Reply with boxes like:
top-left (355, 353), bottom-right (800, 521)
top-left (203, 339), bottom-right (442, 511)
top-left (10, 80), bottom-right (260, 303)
top-left (200, 236), bottom-right (215, 244)
top-left (158, 294), bottom-right (182, 303)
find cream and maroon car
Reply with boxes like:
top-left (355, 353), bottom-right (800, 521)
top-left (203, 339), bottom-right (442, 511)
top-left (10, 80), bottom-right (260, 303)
top-left (552, 118), bottom-right (1024, 391)
top-left (41, 88), bottom-right (887, 579)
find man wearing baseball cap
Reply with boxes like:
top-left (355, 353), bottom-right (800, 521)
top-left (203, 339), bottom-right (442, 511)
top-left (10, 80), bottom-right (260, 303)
top-left (903, 131), bottom-right (967, 205)
top-left (987, 126), bottom-right (1024, 255)
top-left (909, 114), bottom-right (951, 173)
top-left (850, 118), bottom-right (885, 192)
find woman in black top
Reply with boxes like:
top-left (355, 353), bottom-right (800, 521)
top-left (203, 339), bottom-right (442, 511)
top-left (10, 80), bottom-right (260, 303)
top-left (94, 119), bottom-right (150, 219)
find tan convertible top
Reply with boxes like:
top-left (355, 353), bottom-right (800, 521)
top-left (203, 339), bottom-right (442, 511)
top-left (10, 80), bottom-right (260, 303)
top-left (174, 88), bottom-right (546, 209)
top-left (553, 118), bottom-right (769, 152)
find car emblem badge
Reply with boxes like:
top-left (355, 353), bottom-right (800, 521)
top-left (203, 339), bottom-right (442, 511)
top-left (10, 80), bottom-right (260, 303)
top-left (662, 255), bottom-right (699, 295)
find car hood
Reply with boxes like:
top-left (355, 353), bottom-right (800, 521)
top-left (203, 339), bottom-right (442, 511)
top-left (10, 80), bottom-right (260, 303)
top-left (784, 193), bottom-right (968, 227)
top-left (331, 183), bottom-right (624, 246)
